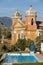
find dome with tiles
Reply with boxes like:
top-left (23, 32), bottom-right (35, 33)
top-left (26, 5), bottom-right (37, 16)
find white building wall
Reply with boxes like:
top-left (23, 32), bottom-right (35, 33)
top-left (41, 43), bottom-right (43, 51)
top-left (36, 30), bottom-right (40, 36)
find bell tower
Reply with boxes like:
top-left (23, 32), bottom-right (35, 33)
top-left (26, 5), bottom-right (37, 26)
top-left (25, 5), bottom-right (37, 40)
top-left (12, 10), bottom-right (22, 44)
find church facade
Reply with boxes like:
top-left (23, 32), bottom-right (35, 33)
top-left (11, 6), bottom-right (39, 44)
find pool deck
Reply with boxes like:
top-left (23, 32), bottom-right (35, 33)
top-left (3, 63), bottom-right (12, 65)
top-left (35, 53), bottom-right (43, 62)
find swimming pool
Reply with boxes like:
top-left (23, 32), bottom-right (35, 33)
top-left (4, 53), bottom-right (40, 63)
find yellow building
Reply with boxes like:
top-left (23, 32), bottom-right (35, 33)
top-left (11, 6), bottom-right (38, 45)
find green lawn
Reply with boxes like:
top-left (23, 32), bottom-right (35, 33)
top-left (12, 62), bottom-right (43, 65)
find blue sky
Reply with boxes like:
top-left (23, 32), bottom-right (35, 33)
top-left (0, 0), bottom-right (43, 20)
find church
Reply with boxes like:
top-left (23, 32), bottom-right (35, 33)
top-left (11, 6), bottom-right (40, 44)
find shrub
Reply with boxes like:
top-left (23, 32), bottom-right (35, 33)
top-left (15, 39), bottom-right (34, 51)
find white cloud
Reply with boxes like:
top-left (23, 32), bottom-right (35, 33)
top-left (0, 7), bottom-right (15, 12)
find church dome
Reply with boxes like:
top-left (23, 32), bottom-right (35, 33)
top-left (26, 5), bottom-right (37, 16)
top-left (12, 10), bottom-right (22, 18)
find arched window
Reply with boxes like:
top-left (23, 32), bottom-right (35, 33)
top-left (18, 34), bottom-right (20, 39)
top-left (31, 18), bottom-right (34, 25)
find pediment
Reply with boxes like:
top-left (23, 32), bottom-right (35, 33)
top-left (14, 19), bottom-right (25, 28)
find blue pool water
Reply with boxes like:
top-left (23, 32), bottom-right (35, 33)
top-left (4, 53), bottom-right (39, 63)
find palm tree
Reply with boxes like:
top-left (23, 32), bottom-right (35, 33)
top-left (6, 31), bottom-right (11, 39)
